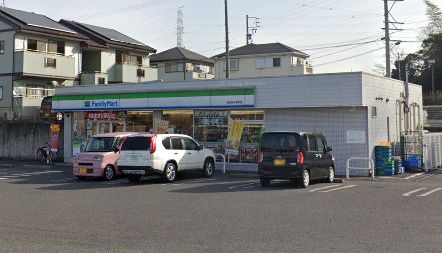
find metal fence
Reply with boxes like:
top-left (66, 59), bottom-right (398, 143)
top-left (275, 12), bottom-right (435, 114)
top-left (423, 132), bottom-right (442, 170)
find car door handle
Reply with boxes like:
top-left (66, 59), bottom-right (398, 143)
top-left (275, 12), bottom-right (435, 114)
top-left (174, 153), bottom-right (179, 155)
top-left (187, 152), bottom-right (192, 154)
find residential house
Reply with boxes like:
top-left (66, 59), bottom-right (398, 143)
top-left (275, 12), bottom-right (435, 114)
top-left (0, 7), bottom-right (87, 119)
top-left (149, 47), bottom-right (214, 82)
top-left (59, 20), bottom-right (157, 85)
top-left (212, 42), bottom-right (312, 80)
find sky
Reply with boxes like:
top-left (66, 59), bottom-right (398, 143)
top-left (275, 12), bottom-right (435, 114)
top-left (4, 0), bottom-right (442, 74)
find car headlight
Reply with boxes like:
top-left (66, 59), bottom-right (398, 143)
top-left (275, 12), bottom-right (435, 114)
top-left (93, 155), bottom-right (103, 161)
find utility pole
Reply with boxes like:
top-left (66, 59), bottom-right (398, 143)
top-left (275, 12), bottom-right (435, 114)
top-left (177, 7), bottom-right (184, 48)
top-left (246, 15), bottom-right (260, 45)
top-left (224, 0), bottom-right (230, 79)
top-left (429, 59), bottom-right (436, 96)
top-left (384, 0), bottom-right (391, 78)
top-left (382, 0), bottom-right (404, 78)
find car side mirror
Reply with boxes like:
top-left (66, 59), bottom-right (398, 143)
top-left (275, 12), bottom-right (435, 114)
top-left (198, 144), bottom-right (204, 150)
top-left (114, 147), bottom-right (120, 153)
top-left (326, 146), bottom-right (332, 152)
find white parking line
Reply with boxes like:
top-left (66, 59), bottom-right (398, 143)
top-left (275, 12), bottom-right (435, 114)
top-left (51, 177), bottom-right (78, 182)
top-left (309, 184), bottom-right (341, 192)
top-left (228, 182), bottom-right (258, 189)
top-left (404, 173), bottom-right (424, 180)
top-left (417, 188), bottom-right (442, 197)
top-left (319, 185), bottom-right (356, 193)
top-left (402, 187), bottom-right (428, 197)
top-left (178, 178), bottom-right (214, 184)
top-left (103, 179), bottom-right (128, 185)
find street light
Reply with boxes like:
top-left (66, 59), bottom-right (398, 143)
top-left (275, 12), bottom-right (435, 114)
top-left (429, 59), bottom-right (436, 96)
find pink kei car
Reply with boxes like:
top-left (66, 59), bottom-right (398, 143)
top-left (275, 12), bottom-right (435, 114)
top-left (73, 132), bottom-right (136, 180)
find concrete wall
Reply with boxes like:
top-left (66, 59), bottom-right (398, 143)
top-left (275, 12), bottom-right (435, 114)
top-left (0, 121), bottom-right (51, 159)
top-left (265, 107), bottom-right (369, 176)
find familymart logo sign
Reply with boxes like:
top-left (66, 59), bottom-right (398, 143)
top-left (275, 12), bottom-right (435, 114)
top-left (84, 100), bottom-right (119, 109)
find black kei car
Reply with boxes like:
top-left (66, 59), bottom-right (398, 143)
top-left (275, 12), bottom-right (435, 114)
top-left (258, 131), bottom-right (335, 188)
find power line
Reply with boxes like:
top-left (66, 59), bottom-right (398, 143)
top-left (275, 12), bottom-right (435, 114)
top-left (315, 47), bottom-right (384, 67)
top-left (311, 41), bottom-right (377, 60)
top-left (69, 0), bottom-right (173, 20)
top-left (301, 39), bottom-right (381, 51)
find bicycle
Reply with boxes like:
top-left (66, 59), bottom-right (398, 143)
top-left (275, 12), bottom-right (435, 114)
top-left (36, 142), bottom-right (58, 165)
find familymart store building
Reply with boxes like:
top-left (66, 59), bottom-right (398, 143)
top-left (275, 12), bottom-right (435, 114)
top-left (53, 72), bottom-right (423, 175)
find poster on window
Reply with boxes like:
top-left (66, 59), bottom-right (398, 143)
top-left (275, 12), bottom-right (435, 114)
top-left (153, 120), bottom-right (169, 134)
top-left (194, 110), bottom-right (229, 126)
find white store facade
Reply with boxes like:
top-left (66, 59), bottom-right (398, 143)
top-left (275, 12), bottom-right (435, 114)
top-left (53, 72), bottom-right (423, 175)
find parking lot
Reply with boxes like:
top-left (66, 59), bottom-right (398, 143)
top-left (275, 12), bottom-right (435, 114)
top-left (0, 161), bottom-right (441, 253)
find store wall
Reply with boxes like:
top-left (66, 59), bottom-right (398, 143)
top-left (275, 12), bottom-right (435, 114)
top-left (265, 107), bottom-right (369, 176)
top-left (362, 74), bottom-right (423, 163)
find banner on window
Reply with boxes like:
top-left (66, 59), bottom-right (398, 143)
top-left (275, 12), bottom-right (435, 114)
top-left (225, 120), bottom-right (244, 155)
top-left (49, 124), bottom-right (61, 152)
top-left (153, 120), bottom-right (169, 134)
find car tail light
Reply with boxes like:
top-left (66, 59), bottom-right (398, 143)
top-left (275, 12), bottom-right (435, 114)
top-left (258, 152), bottom-right (264, 166)
top-left (150, 135), bottom-right (157, 154)
top-left (297, 151), bottom-right (304, 165)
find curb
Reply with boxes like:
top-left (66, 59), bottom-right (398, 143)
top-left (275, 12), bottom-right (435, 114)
top-left (333, 178), bottom-right (345, 183)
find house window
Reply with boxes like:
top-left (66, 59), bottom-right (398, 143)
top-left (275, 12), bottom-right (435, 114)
top-left (48, 40), bottom-right (65, 55)
top-left (44, 57), bottom-right (56, 68)
top-left (27, 39), bottom-right (46, 52)
top-left (97, 77), bottom-right (106, 84)
top-left (372, 106), bottom-right (377, 118)
top-left (0, 41), bottom-right (4, 54)
top-left (136, 56), bottom-right (142, 66)
top-left (273, 57), bottom-right (281, 67)
top-left (137, 69), bottom-right (145, 77)
top-left (256, 57), bottom-right (280, 68)
top-left (226, 59), bottom-right (238, 71)
top-left (165, 63), bottom-right (184, 73)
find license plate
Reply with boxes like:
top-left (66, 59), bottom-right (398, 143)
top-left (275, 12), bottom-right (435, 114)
top-left (79, 168), bottom-right (87, 174)
top-left (273, 159), bottom-right (286, 166)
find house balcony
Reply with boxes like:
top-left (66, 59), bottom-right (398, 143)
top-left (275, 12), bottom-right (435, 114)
top-left (14, 50), bottom-right (76, 79)
top-left (13, 86), bottom-right (55, 119)
top-left (114, 64), bottom-right (158, 83)
top-left (81, 72), bottom-right (108, 85)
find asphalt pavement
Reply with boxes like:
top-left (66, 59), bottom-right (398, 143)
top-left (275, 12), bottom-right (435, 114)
top-left (0, 161), bottom-right (441, 253)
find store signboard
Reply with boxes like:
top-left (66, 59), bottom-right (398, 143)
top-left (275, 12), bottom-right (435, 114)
top-left (194, 110), bottom-right (229, 126)
top-left (52, 89), bottom-right (255, 111)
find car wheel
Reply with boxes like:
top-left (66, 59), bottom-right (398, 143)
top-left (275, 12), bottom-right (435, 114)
top-left (326, 167), bottom-right (335, 183)
top-left (77, 176), bottom-right (86, 181)
top-left (163, 162), bottom-right (177, 183)
top-left (103, 166), bottom-right (115, 181)
top-left (300, 169), bottom-right (310, 188)
top-left (202, 159), bottom-right (214, 177)
top-left (127, 175), bottom-right (141, 182)
top-left (260, 177), bottom-right (270, 187)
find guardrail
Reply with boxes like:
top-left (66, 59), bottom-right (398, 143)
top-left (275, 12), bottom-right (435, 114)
top-left (215, 153), bottom-right (226, 174)
top-left (346, 157), bottom-right (375, 181)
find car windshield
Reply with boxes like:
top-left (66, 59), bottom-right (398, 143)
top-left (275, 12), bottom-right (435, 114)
top-left (85, 137), bottom-right (117, 152)
top-left (261, 133), bottom-right (300, 152)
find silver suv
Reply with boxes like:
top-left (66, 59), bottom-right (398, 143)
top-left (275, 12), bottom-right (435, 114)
top-left (118, 134), bottom-right (216, 183)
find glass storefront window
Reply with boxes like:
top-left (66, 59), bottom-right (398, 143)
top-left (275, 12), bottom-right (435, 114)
top-left (127, 111), bottom-right (153, 132)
